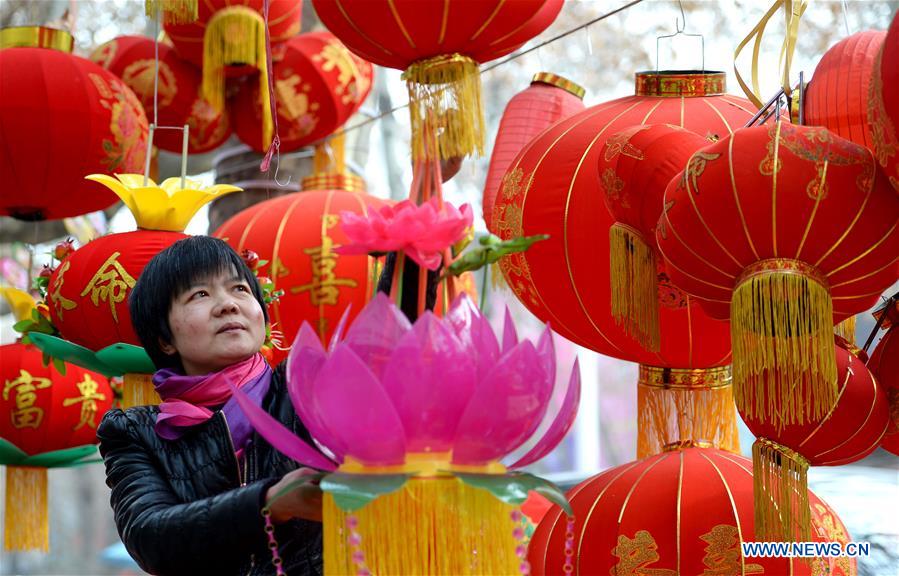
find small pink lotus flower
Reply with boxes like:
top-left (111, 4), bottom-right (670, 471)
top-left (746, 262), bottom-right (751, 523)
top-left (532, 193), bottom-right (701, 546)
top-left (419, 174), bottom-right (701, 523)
top-left (337, 196), bottom-right (474, 271)
top-left (232, 293), bottom-right (580, 471)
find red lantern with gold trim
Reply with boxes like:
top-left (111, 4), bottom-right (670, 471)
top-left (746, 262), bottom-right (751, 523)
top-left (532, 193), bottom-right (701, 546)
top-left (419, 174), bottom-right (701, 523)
top-left (527, 447), bottom-right (856, 576)
top-left (214, 174), bottom-right (384, 365)
top-left (1, 341), bottom-right (113, 551)
top-left (869, 12), bottom-right (899, 194)
top-left (656, 122), bottom-right (899, 432)
top-left (164, 0), bottom-right (303, 150)
top-left (232, 31), bottom-right (373, 152)
top-left (312, 0), bottom-right (564, 160)
top-left (870, 305), bottom-right (899, 455)
top-left (741, 340), bottom-right (888, 542)
top-left (90, 35), bottom-right (231, 154)
top-left (490, 71), bottom-right (753, 368)
top-left (805, 30), bottom-right (885, 149)
top-left (0, 27), bottom-right (149, 220)
top-left (482, 72), bottom-right (586, 227)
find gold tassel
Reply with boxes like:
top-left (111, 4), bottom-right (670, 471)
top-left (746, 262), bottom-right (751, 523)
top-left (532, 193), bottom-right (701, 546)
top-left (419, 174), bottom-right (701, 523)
top-left (145, 0), bottom-right (198, 24)
top-left (323, 477), bottom-right (519, 575)
top-left (490, 261), bottom-right (508, 292)
top-left (121, 373), bottom-right (161, 409)
top-left (753, 438), bottom-right (811, 543)
top-left (833, 315), bottom-right (856, 343)
top-left (4, 467), bottom-right (48, 551)
top-left (732, 259), bottom-right (837, 430)
top-left (403, 54), bottom-right (485, 161)
top-left (610, 223), bottom-right (660, 352)
top-left (637, 365), bottom-right (740, 458)
top-left (202, 6), bottom-right (272, 149)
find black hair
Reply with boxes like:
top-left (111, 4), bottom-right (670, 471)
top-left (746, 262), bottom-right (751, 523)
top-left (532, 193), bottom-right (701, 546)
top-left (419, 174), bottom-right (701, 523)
top-left (129, 236), bottom-right (268, 370)
top-left (376, 251), bottom-right (441, 322)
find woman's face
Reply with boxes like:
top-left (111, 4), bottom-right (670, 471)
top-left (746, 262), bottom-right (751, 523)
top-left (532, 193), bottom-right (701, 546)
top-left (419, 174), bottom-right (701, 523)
top-left (161, 269), bottom-right (266, 375)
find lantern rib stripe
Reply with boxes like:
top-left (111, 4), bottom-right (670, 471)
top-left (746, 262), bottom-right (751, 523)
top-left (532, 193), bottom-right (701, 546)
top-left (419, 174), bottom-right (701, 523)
top-left (772, 121), bottom-right (783, 257)
top-left (677, 450), bottom-right (684, 575)
top-left (728, 134), bottom-right (760, 260)
top-left (698, 451), bottom-right (747, 576)
top-left (640, 99), bottom-right (663, 124)
top-left (715, 452), bottom-right (753, 476)
top-left (687, 296), bottom-right (694, 365)
top-left (660, 211), bottom-right (735, 279)
top-left (470, 0), bottom-right (506, 41)
top-left (813, 178), bottom-right (874, 268)
top-left (489, 3), bottom-right (544, 48)
top-left (563, 103), bottom-right (649, 355)
top-left (812, 367), bottom-right (880, 460)
top-left (832, 287), bottom-right (892, 301)
top-left (577, 461), bottom-right (643, 571)
top-left (797, 364), bottom-right (852, 449)
top-left (385, 0), bottom-right (416, 49)
top-left (684, 152), bottom-right (745, 268)
top-left (703, 99), bottom-right (734, 135)
top-left (829, 254), bottom-right (899, 288)
top-left (268, 2), bottom-right (301, 27)
top-left (438, 0), bottom-right (449, 44)
top-left (680, 95), bottom-right (685, 127)
top-left (333, 0), bottom-right (393, 56)
top-left (318, 190), bottom-right (336, 341)
top-left (825, 218), bottom-right (899, 276)
top-left (349, 191), bottom-right (375, 302)
top-left (654, 244), bottom-right (733, 292)
top-left (166, 33), bottom-right (203, 43)
top-left (271, 193), bottom-right (310, 339)
top-left (234, 198), bottom-right (269, 251)
top-left (717, 96), bottom-right (757, 116)
top-left (795, 160), bottom-right (829, 260)
top-left (617, 452), bottom-right (668, 523)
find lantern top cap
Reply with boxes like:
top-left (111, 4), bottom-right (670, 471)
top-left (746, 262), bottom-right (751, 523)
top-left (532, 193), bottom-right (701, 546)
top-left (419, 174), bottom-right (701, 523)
top-left (638, 364), bottom-right (732, 390)
top-left (301, 173), bottom-right (367, 193)
top-left (0, 26), bottom-right (73, 53)
top-left (635, 70), bottom-right (727, 97)
top-left (531, 72), bottom-right (585, 99)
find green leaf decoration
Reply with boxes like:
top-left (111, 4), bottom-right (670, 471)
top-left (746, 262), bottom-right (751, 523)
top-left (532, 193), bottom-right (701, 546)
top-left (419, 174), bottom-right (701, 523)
top-left (447, 234), bottom-right (550, 276)
top-left (28, 332), bottom-right (118, 376)
top-left (0, 439), bottom-right (99, 468)
top-left (0, 437), bottom-right (29, 465)
top-left (454, 472), bottom-right (573, 517)
top-left (95, 343), bottom-right (156, 374)
top-left (320, 473), bottom-right (409, 512)
top-left (12, 319), bottom-right (32, 333)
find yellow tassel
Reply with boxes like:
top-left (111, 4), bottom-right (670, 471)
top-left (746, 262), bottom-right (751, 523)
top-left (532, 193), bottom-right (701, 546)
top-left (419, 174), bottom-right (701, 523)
top-left (637, 365), bottom-right (740, 458)
top-left (753, 438), bottom-right (811, 543)
top-left (4, 467), bottom-right (48, 551)
top-left (834, 315), bottom-right (856, 343)
top-left (403, 54), bottom-right (485, 161)
top-left (323, 477), bottom-right (519, 575)
top-left (731, 259), bottom-right (837, 430)
top-left (202, 6), bottom-right (272, 149)
top-left (145, 0), bottom-right (198, 24)
top-left (121, 373), bottom-right (161, 409)
top-left (490, 261), bottom-right (508, 292)
top-left (610, 223), bottom-right (660, 352)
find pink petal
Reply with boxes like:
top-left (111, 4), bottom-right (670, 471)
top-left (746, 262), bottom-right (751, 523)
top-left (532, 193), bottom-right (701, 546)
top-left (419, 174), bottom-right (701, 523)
top-left (328, 304), bottom-right (353, 352)
top-left (404, 246), bottom-right (444, 271)
top-left (445, 295), bottom-right (500, 380)
top-left (380, 313), bottom-right (476, 453)
top-left (502, 307), bottom-right (519, 353)
top-left (535, 326), bottom-right (556, 385)
top-left (342, 293), bottom-right (412, 380)
top-left (452, 341), bottom-right (553, 465)
top-left (312, 346), bottom-right (406, 466)
top-left (229, 381), bottom-right (337, 471)
top-left (508, 358), bottom-right (581, 469)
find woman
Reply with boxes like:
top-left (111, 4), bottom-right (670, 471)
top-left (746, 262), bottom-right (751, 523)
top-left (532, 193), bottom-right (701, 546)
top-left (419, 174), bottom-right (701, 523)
top-left (98, 236), bottom-right (324, 576)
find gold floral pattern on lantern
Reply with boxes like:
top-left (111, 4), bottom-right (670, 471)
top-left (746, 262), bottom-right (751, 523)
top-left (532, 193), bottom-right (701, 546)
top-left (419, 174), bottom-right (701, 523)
top-left (188, 98), bottom-right (230, 150)
top-left (601, 168), bottom-right (628, 209)
top-left (122, 59), bottom-right (178, 108)
top-left (89, 73), bottom-right (147, 172)
top-left (275, 72), bottom-right (320, 140)
top-left (90, 40), bottom-right (117, 68)
top-left (867, 48), bottom-right (898, 181)
top-left (312, 39), bottom-right (371, 106)
top-left (657, 272), bottom-right (688, 309)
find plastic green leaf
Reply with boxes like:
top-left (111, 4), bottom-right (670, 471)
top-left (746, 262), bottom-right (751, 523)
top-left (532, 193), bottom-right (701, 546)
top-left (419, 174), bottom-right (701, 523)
top-left (454, 472), bottom-right (573, 516)
top-left (320, 473), bottom-right (409, 512)
top-left (95, 343), bottom-right (156, 374)
top-left (28, 332), bottom-right (117, 376)
top-left (0, 437), bottom-right (29, 465)
top-left (23, 445), bottom-right (99, 468)
top-left (447, 234), bottom-right (550, 276)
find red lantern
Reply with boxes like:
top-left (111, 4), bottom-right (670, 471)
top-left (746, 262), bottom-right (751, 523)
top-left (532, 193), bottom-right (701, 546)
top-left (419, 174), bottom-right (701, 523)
top-left (657, 122), bottom-right (899, 430)
top-left (742, 340), bottom-right (888, 541)
top-left (490, 71), bottom-right (753, 368)
top-left (482, 72), bottom-right (586, 227)
top-left (805, 30), bottom-right (885, 149)
top-left (0, 28), bottom-right (149, 220)
top-left (1, 342), bottom-right (113, 551)
top-left (164, 0), bottom-right (303, 150)
top-left (527, 447), bottom-right (856, 576)
top-left (90, 35), bottom-right (232, 154)
top-left (869, 12), bottom-right (899, 194)
top-left (313, 0), bottom-right (564, 160)
top-left (870, 320), bottom-right (899, 456)
top-left (232, 31), bottom-right (373, 152)
top-left (214, 177), bottom-right (384, 365)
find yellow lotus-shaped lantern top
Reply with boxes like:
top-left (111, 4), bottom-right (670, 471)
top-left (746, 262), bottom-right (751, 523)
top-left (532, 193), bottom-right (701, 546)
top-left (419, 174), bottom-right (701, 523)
top-left (86, 174), bottom-right (242, 232)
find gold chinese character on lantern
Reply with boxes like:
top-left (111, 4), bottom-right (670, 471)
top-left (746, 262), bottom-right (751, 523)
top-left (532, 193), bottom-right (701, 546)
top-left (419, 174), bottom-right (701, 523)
top-left (700, 525), bottom-right (764, 576)
top-left (291, 235), bottom-right (358, 306)
top-left (62, 374), bottom-right (106, 430)
top-left (610, 530), bottom-right (676, 576)
top-left (2, 369), bottom-right (52, 429)
top-left (80, 252), bottom-right (136, 323)
top-left (50, 261), bottom-right (78, 320)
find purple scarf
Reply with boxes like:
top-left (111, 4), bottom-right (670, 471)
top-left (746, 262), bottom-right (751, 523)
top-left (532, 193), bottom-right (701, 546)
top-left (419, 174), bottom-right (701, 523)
top-left (153, 353), bottom-right (271, 451)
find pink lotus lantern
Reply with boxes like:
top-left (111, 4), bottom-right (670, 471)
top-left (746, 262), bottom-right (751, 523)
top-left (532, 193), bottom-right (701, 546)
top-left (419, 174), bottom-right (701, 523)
top-left (234, 293), bottom-right (580, 576)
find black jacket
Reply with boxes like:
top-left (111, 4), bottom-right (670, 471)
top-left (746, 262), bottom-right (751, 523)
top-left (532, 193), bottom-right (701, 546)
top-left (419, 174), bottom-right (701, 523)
top-left (97, 364), bottom-right (323, 576)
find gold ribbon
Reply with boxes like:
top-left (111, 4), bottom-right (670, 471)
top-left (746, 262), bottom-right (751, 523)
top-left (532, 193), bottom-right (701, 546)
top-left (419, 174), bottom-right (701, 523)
top-left (734, 0), bottom-right (809, 109)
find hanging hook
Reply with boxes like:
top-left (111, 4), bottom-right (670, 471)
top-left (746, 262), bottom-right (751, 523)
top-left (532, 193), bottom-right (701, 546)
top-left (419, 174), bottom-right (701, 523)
top-left (675, 0), bottom-right (686, 33)
top-left (656, 0), bottom-right (705, 73)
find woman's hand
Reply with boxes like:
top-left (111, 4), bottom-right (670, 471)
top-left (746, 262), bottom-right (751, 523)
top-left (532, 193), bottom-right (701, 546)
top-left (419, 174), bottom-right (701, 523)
top-left (264, 467), bottom-right (323, 524)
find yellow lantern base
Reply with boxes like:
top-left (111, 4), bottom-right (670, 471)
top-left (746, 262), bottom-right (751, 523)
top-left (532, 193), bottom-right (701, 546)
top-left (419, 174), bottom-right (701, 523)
top-left (122, 373), bottom-right (161, 409)
top-left (4, 466), bottom-right (48, 551)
